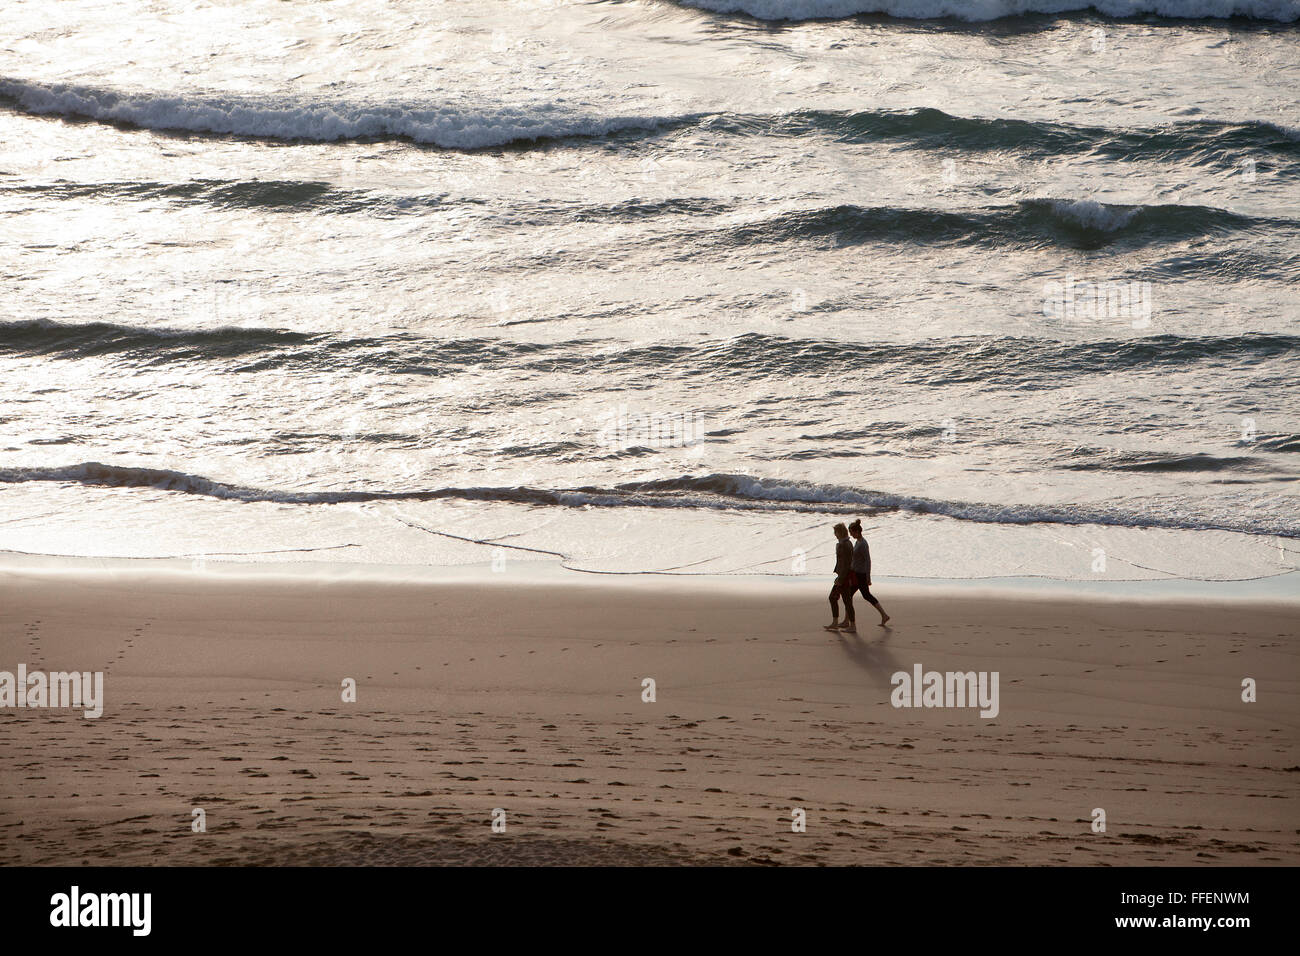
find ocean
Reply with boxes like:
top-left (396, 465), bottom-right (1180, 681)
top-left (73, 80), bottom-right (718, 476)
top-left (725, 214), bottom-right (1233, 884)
top-left (1, 0), bottom-right (1297, 584)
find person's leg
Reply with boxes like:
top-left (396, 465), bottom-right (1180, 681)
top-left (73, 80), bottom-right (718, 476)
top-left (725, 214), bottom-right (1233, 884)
top-left (825, 583), bottom-right (841, 629)
top-left (859, 584), bottom-right (889, 625)
top-left (840, 583), bottom-right (855, 630)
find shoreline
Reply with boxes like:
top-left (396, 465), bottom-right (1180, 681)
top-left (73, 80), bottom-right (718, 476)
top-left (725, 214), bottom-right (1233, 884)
top-left (2, 548), bottom-right (1297, 603)
top-left (1, 562), bottom-right (1295, 866)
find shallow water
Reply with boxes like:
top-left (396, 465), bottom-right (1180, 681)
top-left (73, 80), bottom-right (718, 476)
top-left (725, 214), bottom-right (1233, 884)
top-left (1, 0), bottom-right (1297, 583)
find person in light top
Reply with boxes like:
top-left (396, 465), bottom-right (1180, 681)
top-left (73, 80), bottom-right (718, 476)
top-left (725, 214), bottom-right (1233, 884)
top-left (849, 518), bottom-right (889, 627)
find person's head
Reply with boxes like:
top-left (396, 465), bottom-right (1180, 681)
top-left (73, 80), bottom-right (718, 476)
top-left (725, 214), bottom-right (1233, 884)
top-left (849, 519), bottom-right (862, 539)
top-left (833, 522), bottom-right (848, 540)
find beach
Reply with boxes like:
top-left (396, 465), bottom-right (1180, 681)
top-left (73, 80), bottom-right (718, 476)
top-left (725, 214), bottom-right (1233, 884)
top-left (2, 0), bottom-right (1298, 882)
top-left (2, 561), bottom-right (1294, 866)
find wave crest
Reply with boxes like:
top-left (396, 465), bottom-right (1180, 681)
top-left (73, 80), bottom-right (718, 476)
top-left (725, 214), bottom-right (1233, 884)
top-left (0, 78), bottom-right (674, 149)
top-left (2, 463), bottom-right (1295, 537)
top-left (719, 199), bottom-right (1276, 252)
top-left (7, 324), bottom-right (1297, 385)
top-left (674, 0), bottom-right (1299, 22)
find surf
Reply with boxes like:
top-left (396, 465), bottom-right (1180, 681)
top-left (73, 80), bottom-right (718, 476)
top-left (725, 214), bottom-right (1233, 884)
top-left (671, 0), bottom-right (1300, 23)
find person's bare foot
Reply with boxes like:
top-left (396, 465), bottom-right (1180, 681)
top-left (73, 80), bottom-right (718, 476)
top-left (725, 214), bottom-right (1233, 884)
top-left (840, 620), bottom-right (856, 632)
top-left (823, 621), bottom-right (842, 631)
top-left (879, 613), bottom-right (891, 626)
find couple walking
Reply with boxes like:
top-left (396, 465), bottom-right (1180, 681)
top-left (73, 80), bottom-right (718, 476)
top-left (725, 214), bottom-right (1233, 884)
top-left (824, 519), bottom-right (889, 632)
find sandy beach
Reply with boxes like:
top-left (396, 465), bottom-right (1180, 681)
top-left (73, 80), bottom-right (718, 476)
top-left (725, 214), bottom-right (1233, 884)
top-left (1, 563), bottom-right (1294, 866)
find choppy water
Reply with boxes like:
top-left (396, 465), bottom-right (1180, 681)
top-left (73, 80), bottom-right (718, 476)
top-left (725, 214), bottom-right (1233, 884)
top-left (1, 0), bottom-right (1297, 582)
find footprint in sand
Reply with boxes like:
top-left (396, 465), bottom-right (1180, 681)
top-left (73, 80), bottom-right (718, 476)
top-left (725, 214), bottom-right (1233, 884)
top-left (110, 621), bottom-right (149, 673)
top-left (25, 620), bottom-right (44, 669)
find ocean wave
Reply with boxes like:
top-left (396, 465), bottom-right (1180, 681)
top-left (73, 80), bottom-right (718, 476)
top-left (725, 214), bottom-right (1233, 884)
top-left (0, 78), bottom-right (678, 149)
top-left (1, 179), bottom-right (745, 222)
top-left (5, 178), bottom-right (350, 211)
top-left (620, 333), bottom-right (1300, 385)
top-left (1256, 434), bottom-right (1300, 453)
top-left (748, 108), bottom-right (1300, 161)
top-left (6, 86), bottom-right (1297, 165)
top-left (0, 319), bottom-right (313, 360)
top-left (1042, 198), bottom-right (1140, 231)
top-left (3, 463), bottom-right (1295, 536)
top-left (0, 319), bottom-right (554, 369)
top-left (1058, 449), bottom-right (1280, 472)
top-left (10, 176), bottom-right (1291, 266)
top-left (1143, 247), bottom-right (1300, 283)
top-left (674, 0), bottom-right (1300, 22)
top-left (7, 323), bottom-right (1296, 384)
top-left (715, 199), bottom-right (1280, 251)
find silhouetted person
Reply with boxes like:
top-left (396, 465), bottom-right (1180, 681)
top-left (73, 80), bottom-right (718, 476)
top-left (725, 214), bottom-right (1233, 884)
top-left (849, 519), bottom-right (889, 626)
top-left (825, 522), bottom-right (856, 632)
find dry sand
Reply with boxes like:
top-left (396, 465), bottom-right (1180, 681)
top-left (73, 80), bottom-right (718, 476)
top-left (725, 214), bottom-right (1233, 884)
top-left (1, 565), bottom-right (1295, 866)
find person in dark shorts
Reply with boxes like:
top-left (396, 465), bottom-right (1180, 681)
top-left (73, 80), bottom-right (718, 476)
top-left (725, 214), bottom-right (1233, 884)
top-left (849, 519), bottom-right (890, 626)
top-left (825, 522), bottom-right (856, 632)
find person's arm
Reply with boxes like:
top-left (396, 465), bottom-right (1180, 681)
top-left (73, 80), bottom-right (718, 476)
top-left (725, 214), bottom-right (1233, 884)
top-left (864, 541), bottom-right (872, 584)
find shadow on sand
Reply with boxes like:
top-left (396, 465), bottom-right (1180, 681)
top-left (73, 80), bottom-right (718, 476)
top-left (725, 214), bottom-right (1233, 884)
top-left (834, 625), bottom-right (905, 687)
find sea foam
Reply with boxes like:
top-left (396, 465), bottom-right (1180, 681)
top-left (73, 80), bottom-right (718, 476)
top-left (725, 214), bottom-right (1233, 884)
top-left (0, 79), bottom-right (671, 148)
top-left (3, 463), bottom-right (1295, 538)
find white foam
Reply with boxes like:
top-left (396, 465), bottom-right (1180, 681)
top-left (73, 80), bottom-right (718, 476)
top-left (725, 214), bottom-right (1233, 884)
top-left (7, 462), bottom-right (1293, 536)
top-left (1261, 119), bottom-right (1300, 141)
top-left (675, 0), bottom-right (1299, 21)
top-left (0, 79), bottom-right (671, 149)
top-left (1045, 198), bottom-right (1140, 231)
